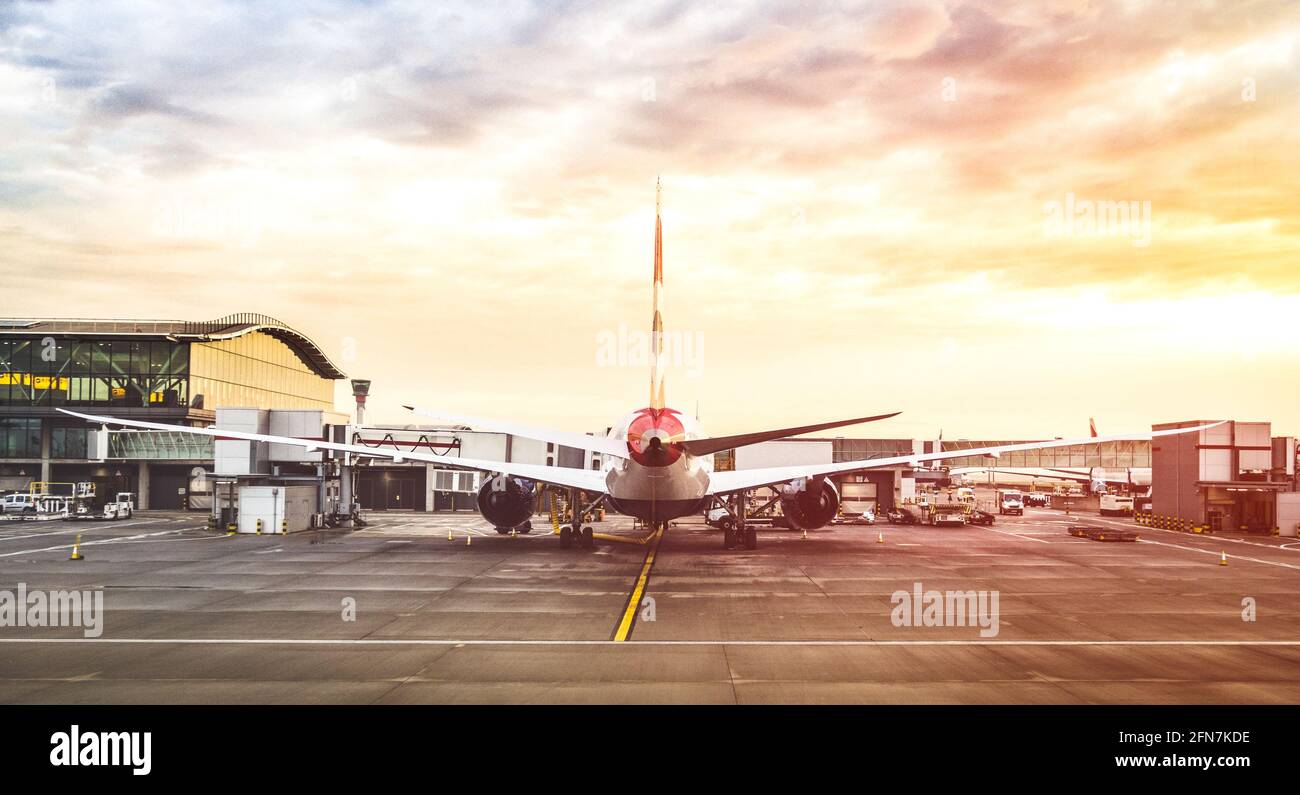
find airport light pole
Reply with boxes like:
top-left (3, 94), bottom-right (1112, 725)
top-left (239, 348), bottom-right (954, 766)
top-left (339, 379), bottom-right (371, 527)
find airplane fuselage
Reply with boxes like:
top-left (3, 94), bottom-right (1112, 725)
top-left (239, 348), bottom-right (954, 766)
top-left (602, 407), bottom-right (713, 523)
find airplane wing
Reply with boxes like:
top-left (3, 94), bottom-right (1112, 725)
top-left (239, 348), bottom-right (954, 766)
top-left (707, 422), bottom-right (1222, 495)
top-left (403, 405), bottom-right (627, 459)
top-left (678, 411), bottom-right (901, 457)
top-left (58, 409), bottom-right (607, 493)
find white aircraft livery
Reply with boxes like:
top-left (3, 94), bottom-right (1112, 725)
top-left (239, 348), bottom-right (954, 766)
top-left (59, 182), bottom-right (1218, 551)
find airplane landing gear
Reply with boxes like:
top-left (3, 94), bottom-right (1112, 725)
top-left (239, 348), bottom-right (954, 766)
top-left (560, 524), bottom-right (594, 549)
top-left (722, 491), bottom-right (759, 550)
top-left (724, 522), bottom-right (758, 549)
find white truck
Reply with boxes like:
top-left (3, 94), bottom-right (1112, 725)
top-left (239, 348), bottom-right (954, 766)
top-left (1099, 494), bottom-right (1134, 517)
top-left (997, 489), bottom-right (1024, 516)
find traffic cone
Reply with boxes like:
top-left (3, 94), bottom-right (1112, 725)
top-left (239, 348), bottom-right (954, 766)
top-left (69, 534), bottom-right (83, 561)
top-left (1220, 551), bottom-right (1228, 566)
top-left (876, 531), bottom-right (884, 544)
top-left (466, 533), bottom-right (471, 546)
top-left (801, 529), bottom-right (808, 540)
top-left (448, 529), bottom-right (453, 541)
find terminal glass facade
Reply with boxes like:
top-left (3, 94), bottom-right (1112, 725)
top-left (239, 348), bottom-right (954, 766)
top-left (0, 338), bottom-right (189, 408)
top-left (0, 418), bottom-right (41, 458)
top-left (937, 440), bottom-right (1151, 469)
top-left (833, 438), bottom-right (916, 463)
top-left (0, 333), bottom-right (333, 412)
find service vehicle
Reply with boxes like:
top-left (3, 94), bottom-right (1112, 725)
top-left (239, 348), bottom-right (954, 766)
top-left (1, 493), bottom-right (37, 515)
top-left (997, 489), bottom-right (1024, 516)
top-left (1099, 493), bottom-right (1134, 517)
top-left (928, 502), bottom-right (967, 527)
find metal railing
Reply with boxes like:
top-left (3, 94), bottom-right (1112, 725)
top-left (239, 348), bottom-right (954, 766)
top-left (180, 313), bottom-right (293, 336)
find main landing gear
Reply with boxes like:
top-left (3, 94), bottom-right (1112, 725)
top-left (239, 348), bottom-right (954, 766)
top-left (721, 491), bottom-right (759, 551)
top-left (722, 521), bottom-right (757, 550)
top-left (558, 487), bottom-right (596, 550)
top-left (559, 523), bottom-right (594, 549)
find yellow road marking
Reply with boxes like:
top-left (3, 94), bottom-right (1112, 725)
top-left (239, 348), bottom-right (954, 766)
top-left (612, 526), bottom-right (664, 641)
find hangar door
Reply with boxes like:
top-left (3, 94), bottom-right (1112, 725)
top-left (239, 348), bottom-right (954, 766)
top-left (841, 481), bottom-right (877, 516)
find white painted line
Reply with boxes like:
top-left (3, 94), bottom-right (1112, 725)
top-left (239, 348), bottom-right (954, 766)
top-left (0, 638), bottom-right (1298, 647)
top-left (0, 528), bottom-right (187, 558)
top-left (0, 518), bottom-right (171, 543)
top-left (1091, 517), bottom-right (1298, 552)
top-left (979, 526), bottom-right (1050, 544)
top-left (1138, 539), bottom-right (1300, 571)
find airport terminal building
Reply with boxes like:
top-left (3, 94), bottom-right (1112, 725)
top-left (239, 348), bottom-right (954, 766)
top-left (0, 314), bottom-right (346, 508)
top-left (6, 314), bottom-right (1297, 535)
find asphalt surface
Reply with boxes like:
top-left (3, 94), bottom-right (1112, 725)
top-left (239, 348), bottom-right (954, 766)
top-left (1, 507), bottom-right (1299, 704)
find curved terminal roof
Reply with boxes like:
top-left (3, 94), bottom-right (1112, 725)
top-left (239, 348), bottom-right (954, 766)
top-left (0, 313), bottom-right (347, 380)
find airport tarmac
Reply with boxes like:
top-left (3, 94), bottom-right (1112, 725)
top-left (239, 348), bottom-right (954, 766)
top-left (1, 507), bottom-right (1299, 704)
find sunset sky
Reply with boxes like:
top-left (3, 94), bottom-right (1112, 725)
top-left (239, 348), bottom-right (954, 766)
top-left (1, 1), bottom-right (1297, 439)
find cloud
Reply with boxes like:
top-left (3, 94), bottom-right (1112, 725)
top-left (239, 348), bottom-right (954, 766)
top-left (1, 0), bottom-right (1299, 430)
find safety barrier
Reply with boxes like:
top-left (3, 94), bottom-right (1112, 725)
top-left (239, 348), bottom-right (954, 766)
top-left (1134, 513), bottom-right (1211, 534)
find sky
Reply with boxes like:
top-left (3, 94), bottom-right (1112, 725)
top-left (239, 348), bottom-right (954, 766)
top-left (1, 0), bottom-right (1298, 439)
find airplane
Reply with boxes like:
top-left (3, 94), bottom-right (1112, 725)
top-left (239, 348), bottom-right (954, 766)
top-left (59, 182), bottom-right (1217, 552)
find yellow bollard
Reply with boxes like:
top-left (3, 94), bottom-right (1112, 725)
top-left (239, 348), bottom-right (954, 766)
top-left (69, 533), bottom-right (84, 561)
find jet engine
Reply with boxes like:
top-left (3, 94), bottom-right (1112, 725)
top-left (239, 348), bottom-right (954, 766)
top-left (779, 477), bottom-right (840, 530)
top-left (476, 475), bottom-right (537, 529)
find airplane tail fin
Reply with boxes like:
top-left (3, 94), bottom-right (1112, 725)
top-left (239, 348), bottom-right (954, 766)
top-left (650, 177), bottom-right (666, 409)
top-left (1089, 417), bottom-right (1098, 438)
